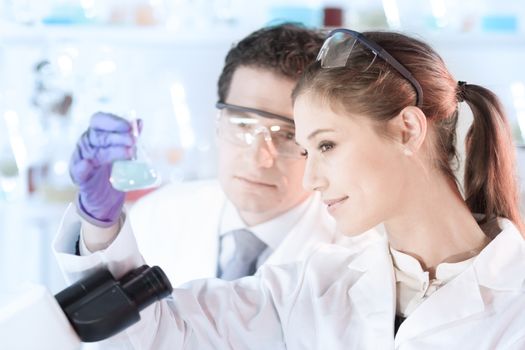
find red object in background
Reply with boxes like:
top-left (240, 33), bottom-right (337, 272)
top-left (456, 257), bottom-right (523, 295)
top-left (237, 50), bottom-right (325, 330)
top-left (28, 163), bottom-right (49, 193)
top-left (324, 7), bottom-right (343, 27)
top-left (125, 186), bottom-right (159, 202)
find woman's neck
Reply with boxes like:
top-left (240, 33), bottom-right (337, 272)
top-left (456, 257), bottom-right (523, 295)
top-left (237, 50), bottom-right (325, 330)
top-left (385, 174), bottom-right (490, 278)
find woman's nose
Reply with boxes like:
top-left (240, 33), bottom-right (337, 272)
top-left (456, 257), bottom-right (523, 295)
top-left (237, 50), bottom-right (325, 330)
top-left (302, 157), bottom-right (325, 192)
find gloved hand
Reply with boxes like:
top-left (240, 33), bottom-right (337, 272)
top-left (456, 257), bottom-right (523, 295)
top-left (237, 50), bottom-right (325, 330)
top-left (70, 112), bottom-right (141, 227)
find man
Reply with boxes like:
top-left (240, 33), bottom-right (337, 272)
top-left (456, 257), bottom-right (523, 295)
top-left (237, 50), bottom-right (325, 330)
top-left (55, 23), bottom-right (338, 287)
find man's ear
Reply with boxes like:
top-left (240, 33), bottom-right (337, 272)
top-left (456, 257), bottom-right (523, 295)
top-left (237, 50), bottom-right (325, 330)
top-left (390, 106), bottom-right (427, 155)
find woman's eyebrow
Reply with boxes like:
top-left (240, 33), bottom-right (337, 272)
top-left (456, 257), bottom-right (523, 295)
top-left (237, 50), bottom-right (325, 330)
top-left (307, 128), bottom-right (336, 140)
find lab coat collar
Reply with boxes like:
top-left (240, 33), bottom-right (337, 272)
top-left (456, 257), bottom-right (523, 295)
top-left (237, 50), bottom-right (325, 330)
top-left (345, 219), bottom-right (525, 345)
top-left (396, 218), bottom-right (525, 344)
top-left (473, 218), bottom-right (525, 291)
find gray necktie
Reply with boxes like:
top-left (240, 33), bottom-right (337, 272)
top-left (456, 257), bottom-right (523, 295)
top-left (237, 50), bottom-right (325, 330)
top-left (218, 229), bottom-right (268, 281)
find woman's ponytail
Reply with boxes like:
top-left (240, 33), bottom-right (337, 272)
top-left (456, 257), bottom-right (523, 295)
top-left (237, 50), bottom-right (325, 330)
top-left (462, 83), bottom-right (525, 234)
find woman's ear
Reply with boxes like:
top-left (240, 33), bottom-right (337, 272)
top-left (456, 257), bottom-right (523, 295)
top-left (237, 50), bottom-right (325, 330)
top-left (389, 106), bottom-right (427, 155)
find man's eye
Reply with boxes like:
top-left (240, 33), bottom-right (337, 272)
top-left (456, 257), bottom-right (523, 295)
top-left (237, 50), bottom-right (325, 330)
top-left (270, 130), bottom-right (295, 143)
top-left (232, 121), bottom-right (255, 130)
top-left (275, 131), bottom-right (295, 141)
top-left (229, 116), bottom-right (257, 129)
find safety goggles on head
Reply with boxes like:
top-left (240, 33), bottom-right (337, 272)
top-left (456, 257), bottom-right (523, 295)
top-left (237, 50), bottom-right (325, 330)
top-left (215, 102), bottom-right (305, 159)
top-left (317, 28), bottom-right (424, 108)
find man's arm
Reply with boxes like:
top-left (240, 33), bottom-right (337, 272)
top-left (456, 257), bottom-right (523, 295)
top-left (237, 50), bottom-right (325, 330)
top-left (81, 219), bottom-right (120, 253)
top-left (54, 205), bottom-right (291, 349)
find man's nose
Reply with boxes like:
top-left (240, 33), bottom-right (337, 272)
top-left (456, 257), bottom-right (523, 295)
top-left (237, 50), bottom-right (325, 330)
top-left (250, 135), bottom-right (277, 168)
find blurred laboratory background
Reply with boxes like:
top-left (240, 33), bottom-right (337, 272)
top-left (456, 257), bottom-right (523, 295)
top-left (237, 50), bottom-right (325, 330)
top-left (0, 0), bottom-right (525, 294)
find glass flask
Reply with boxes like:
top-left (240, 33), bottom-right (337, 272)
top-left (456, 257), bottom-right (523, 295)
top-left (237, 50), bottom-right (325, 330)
top-left (109, 118), bottom-right (161, 192)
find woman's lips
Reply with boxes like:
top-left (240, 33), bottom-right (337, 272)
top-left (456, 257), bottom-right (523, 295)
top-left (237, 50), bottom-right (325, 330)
top-left (323, 196), bottom-right (349, 214)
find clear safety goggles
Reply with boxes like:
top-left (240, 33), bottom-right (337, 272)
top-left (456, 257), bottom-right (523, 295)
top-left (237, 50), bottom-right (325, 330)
top-left (215, 102), bottom-right (305, 159)
top-left (317, 28), bottom-right (424, 107)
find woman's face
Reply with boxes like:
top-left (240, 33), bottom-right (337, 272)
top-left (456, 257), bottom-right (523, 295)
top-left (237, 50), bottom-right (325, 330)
top-left (294, 95), bottom-right (409, 235)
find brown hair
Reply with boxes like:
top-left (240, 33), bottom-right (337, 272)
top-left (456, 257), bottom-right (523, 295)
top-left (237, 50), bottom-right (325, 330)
top-left (293, 31), bottom-right (524, 235)
top-left (217, 23), bottom-right (325, 102)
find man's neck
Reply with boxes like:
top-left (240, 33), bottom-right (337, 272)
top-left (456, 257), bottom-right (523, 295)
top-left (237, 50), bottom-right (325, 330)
top-left (239, 194), bottom-right (311, 227)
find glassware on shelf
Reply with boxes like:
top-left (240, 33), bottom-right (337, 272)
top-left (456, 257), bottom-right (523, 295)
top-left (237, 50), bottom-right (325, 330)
top-left (0, 150), bottom-right (19, 201)
top-left (109, 117), bottom-right (161, 192)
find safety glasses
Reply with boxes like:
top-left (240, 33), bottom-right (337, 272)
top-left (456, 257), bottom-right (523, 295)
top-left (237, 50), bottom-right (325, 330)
top-left (317, 28), bottom-right (424, 107)
top-left (216, 102), bottom-right (294, 125)
top-left (215, 102), bottom-right (305, 159)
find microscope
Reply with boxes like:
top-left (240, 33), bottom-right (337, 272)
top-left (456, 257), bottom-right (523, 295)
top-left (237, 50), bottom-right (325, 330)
top-left (0, 265), bottom-right (172, 349)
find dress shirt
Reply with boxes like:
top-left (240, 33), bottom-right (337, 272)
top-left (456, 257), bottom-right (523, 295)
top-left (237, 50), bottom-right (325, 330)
top-left (390, 247), bottom-right (476, 317)
top-left (218, 196), bottom-right (313, 273)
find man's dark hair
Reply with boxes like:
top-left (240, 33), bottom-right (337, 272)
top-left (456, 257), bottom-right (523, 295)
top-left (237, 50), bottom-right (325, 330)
top-left (217, 23), bottom-right (325, 102)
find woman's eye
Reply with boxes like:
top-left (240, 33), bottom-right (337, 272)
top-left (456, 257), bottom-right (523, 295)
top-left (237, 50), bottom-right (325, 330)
top-left (319, 142), bottom-right (334, 153)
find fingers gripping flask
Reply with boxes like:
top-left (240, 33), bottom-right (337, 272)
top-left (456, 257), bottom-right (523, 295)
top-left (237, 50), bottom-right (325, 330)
top-left (109, 119), bottom-right (161, 192)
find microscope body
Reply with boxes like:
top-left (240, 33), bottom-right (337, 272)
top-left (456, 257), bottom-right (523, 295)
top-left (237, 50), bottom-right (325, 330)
top-left (1, 285), bottom-right (80, 350)
top-left (0, 265), bottom-right (172, 349)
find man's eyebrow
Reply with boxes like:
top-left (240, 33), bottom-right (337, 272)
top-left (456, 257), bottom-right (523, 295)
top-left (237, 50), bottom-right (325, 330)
top-left (307, 128), bottom-right (336, 140)
top-left (224, 109), bottom-right (252, 117)
top-left (226, 110), bottom-right (295, 127)
top-left (217, 102), bottom-right (293, 124)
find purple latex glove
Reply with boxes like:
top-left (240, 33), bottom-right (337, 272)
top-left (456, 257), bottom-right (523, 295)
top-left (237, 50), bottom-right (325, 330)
top-left (70, 112), bottom-right (141, 227)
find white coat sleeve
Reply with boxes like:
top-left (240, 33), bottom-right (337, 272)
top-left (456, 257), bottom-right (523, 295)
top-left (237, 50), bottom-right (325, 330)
top-left (53, 204), bottom-right (296, 349)
top-left (53, 204), bottom-right (145, 282)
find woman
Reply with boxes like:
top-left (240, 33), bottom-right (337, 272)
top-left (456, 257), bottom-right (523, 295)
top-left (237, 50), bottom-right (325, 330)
top-left (56, 29), bottom-right (525, 349)
top-left (291, 29), bottom-right (525, 348)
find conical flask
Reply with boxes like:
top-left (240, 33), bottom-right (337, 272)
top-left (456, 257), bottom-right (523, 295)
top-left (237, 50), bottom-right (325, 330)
top-left (109, 118), bottom-right (161, 192)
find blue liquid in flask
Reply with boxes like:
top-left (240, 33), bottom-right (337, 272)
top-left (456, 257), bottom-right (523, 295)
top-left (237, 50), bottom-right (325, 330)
top-left (109, 118), bottom-right (160, 192)
top-left (110, 160), bottom-right (159, 191)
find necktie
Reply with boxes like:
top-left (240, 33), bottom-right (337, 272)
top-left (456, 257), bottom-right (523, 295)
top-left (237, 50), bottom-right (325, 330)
top-left (218, 229), bottom-right (268, 280)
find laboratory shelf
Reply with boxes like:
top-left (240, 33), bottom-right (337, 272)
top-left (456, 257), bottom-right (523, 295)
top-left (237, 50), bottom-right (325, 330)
top-left (0, 22), bottom-right (242, 47)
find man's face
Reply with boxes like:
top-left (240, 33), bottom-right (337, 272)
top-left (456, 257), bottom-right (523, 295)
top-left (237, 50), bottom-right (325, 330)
top-left (217, 66), bottom-right (311, 225)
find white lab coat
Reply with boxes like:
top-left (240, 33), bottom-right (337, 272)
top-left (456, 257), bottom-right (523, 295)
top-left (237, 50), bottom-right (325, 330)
top-left (127, 180), bottom-right (339, 286)
top-left (54, 209), bottom-right (525, 349)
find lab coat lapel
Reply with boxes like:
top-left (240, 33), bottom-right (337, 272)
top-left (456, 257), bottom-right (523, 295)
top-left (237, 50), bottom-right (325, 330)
top-left (174, 201), bottom-right (223, 281)
top-left (132, 182), bottom-right (225, 286)
top-left (346, 234), bottom-right (396, 346)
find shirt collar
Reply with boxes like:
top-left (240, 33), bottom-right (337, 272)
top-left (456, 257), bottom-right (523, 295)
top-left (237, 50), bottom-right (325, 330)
top-left (389, 246), bottom-right (476, 290)
top-left (219, 195), bottom-right (313, 251)
top-left (390, 246), bottom-right (476, 317)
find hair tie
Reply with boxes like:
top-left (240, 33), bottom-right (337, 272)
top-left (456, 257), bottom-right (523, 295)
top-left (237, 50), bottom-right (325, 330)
top-left (457, 81), bottom-right (467, 102)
